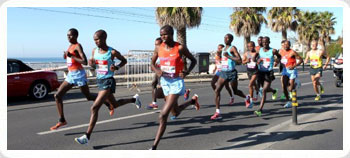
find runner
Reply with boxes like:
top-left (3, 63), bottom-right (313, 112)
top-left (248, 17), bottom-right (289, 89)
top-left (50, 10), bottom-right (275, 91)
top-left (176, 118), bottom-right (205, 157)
top-left (279, 40), bottom-right (287, 100)
top-left (211, 34), bottom-right (250, 120)
top-left (50, 28), bottom-right (113, 130)
top-left (242, 41), bottom-right (259, 105)
top-left (256, 36), bottom-right (263, 51)
top-left (148, 37), bottom-right (191, 110)
top-left (74, 30), bottom-right (142, 145)
top-left (304, 40), bottom-right (330, 101)
top-left (149, 25), bottom-right (200, 150)
top-left (254, 36), bottom-right (281, 117)
top-left (211, 44), bottom-right (234, 105)
top-left (147, 37), bottom-right (163, 110)
top-left (279, 40), bottom-right (303, 108)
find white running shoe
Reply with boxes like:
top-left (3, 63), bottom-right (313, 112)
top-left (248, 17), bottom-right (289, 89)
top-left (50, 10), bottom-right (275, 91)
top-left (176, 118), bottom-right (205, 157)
top-left (284, 101), bottom-right (292, 108)
top-left (133, 94), bottom-right (142, 109)
top-left (75, 135), bottom-right (89, 145)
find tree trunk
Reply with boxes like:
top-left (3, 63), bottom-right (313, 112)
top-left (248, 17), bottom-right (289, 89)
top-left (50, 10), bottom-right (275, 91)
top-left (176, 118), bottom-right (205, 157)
top-left (282, 30), bottom-right (287, 40)
top-left (244, 36), bottom-right (250, 53)
top-left (177, 27), bottom-right (188, 71)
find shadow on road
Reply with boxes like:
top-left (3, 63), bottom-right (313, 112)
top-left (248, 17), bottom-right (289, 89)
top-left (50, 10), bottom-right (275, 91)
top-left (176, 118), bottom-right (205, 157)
top-left (214, 129), bottom-right (332, 150)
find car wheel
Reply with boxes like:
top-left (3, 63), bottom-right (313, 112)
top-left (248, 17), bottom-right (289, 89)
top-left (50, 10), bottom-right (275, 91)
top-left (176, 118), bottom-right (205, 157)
top-left (29, 82), bottom-right (49, 99)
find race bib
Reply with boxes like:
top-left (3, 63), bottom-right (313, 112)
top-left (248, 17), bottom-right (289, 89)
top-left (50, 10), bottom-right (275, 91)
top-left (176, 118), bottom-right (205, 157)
top-left (311, 59), bottom-right (319, 66)
top-left (281, 57), bottom-right (288, 65)
top-left (221, 57), bottom-right (229, 69)
top-left (160, 65), bottom-right (175, 74)
top-left (66, 57), bottom-right (72, 67)
top-left (247, 62), bottom-right (256, 69)
top-left (262, 58), bottom-right (271, 68)
top-left (96, 60), bottom-right (108, 75)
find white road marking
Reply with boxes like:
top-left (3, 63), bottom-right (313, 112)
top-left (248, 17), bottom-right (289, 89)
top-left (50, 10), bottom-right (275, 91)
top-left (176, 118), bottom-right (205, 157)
top-left (37, 110), bottom-right (160, 135)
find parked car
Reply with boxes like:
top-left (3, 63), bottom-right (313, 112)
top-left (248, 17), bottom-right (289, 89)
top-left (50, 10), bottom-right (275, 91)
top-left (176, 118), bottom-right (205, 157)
top-left (7, 59), bottom-right (60, 99)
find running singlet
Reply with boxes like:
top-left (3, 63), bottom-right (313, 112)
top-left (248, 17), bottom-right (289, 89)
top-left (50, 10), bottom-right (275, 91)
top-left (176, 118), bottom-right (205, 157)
top-left (158, 42), bottom-right (184, 78)
top-left (246, 51), bottom-right (257, 70)
top-left (221, 46), bottom-right (236, 72)
top-left (215, 55), bottom-right (222, 72)
top-left (66, 44), bottom-right (83, 71)
top-left (258, 47), bottom-right (274, 72)
top-left (309, 50), bottom-right (323, 68)
top-left (280, 49), bottom-right (296, 68)
top-left (94, 47), bottom-right (115, 79)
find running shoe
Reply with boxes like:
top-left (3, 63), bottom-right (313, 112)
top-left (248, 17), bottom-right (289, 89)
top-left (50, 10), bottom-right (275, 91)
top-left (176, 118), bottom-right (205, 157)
top-left (107, 103), bottom-right (114, 116)
top-left (245, 96), bottom-right (252, 108)
top-left (147, 103), bottom-right (158, 110)
top-left (133, 94), bottom-right (142, 109)
top-left (184, 89), bottom-right (191, 100)
top-left (258, 87), bottom-right (263, 98)
top-left (272, 89), bottom-right (278, 100)
top-left (280, 94), bottom-right (286, 100)
top-left (254, 110), bottom-right (262, 117)
top-left (229, 97), bottom-right (235, 105)
top-left (289, 92), bottom-right (293, 99)
top-left (192, 94), bottom-right (200, 110)
top-left (320, 85), bottom-right (324, 94)
top-left (170, 115), bottom-right (177, 120)
top-left (210, 112), bottom-right (222, 120)
top-left (50, 121), bottom-right (67, 130)
top-left (284, 101), bottom-right (292, 108)
top-left (315, 95), bottom-right (321, 101)
top-left (75, 135), bottom-right (88, 145)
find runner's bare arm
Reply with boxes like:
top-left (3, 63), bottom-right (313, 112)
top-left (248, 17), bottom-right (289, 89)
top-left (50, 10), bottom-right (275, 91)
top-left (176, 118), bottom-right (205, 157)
top-left (242, 52), bottom-right (248, 64)
top-left (322, 50), bottom-right (331, 70)
top-left (89, 48), bottom-right (96, 69)
top-left (71, 44), bottom-right (88, 65)
top-left (304, 51), bottom-right (310, 64)
top-left (179, 45), bottom-right (197, 75)
top-left (151, 45), bottom-right (162, 77)
top-left (273, 49), bottom-right (281, 66)
top-left (294, 50), bottom-right (303, 67)
top-left (111, 49), bottom-right (127, 71)
top-left (224, 46), bottom-right (241, 64)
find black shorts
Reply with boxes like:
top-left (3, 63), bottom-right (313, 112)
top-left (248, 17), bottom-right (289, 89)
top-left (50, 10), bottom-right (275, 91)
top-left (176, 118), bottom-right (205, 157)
top-left (219, 69), bottom-right (238, 82)
top-left (258, 70), bottom-right (275, 83)
top-left (247, 69), bottom-right (258, 80)
top-left (97, 77), bottom-right (116, 93)
top-left (309, 67), bottom-right (323, 76)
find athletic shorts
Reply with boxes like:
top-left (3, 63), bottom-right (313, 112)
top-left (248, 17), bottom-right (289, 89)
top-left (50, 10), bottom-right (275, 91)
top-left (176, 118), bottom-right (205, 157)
top-left (247, 69), bottom-right (258, 80)
top-left (65, 69), bottom-right (88, 87)
top-left (160, 77), bottom-right (185, 96)
top-left (215, 71), bottom-right (221, 76)
top-left (219, 69), bottom-right (238, 82)
top-left (282, 68), bottom-right (298, 80)
top-left (258, 70), bottom-right (275, 83)
top-left (310, 67), bottom-right (323, 76)
top-left (97, 77), bottom-right (116, 93)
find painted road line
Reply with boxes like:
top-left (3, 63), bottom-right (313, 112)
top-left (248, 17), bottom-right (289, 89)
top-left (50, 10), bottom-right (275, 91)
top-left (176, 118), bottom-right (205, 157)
top-left (37, 110), bottom-right (160, 135)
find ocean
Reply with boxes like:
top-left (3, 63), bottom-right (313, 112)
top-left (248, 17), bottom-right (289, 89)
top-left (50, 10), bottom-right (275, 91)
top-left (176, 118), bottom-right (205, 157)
top-left (13, 57), bottom-right (66, 63)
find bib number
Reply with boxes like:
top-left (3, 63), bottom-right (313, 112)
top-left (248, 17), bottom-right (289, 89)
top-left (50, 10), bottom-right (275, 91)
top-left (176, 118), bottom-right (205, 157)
top-left (67, 57), bottom-right (72, 67)
top-left (96, 60), bottom-right (108, 75)
top-left (247, 62), bottom-right (256, 69)
top-left (311, 59), bottom-right (318, 66)
top-left (281, 57), bottom-right (288, 65)
top-left (262, 58), bottom-right (271, 68)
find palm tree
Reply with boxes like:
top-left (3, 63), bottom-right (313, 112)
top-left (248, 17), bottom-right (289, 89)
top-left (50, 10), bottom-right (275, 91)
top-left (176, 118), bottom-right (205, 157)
top-left (230, 7), bottom-right (267, 52)
top-left (268, 7), bottom-right (300, 40)
top-left (318, 11), bottom-right (336, 49)
top-left (296, 11), bottom-right (320, 52)
top-left (155, 7), bottom-right (203, 70)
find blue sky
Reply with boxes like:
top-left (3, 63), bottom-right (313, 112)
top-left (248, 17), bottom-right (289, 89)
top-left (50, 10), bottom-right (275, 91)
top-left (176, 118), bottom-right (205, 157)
top-left (7, 7), bottom-right (343, 58)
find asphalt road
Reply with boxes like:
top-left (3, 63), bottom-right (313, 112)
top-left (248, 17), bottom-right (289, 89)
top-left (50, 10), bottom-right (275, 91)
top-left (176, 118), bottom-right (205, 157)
top-left (7, 70), bottom-right (343, 150)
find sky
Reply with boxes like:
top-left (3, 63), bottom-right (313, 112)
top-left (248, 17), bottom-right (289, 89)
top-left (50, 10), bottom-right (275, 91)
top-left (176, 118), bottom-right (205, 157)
top-left (7, 7), bottom-right (343, 58)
